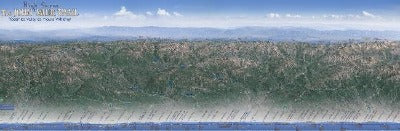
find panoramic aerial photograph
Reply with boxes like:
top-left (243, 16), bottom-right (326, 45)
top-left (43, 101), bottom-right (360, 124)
top-left (0, 0), bottom-right (400, 130)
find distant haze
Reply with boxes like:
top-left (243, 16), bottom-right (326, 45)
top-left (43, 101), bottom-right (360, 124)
top-left (0, 26), bottom-right (399, 42)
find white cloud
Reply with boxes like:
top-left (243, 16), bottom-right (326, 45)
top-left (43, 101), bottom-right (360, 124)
top-left (267, 13), bottom-right (280, 18)
top-left (320, 11), bottom-right (377, 19)
top-left (347, 14), bottom-right (361, 19)
top-left (173, 12), bottom-right (183, 17)
top-left (285, 14), bottom-right (301, 18)
top-left (146, 11), bottom-right (153, 16)
top-left (157, 8), bottom-right (171, 16)
top-left (114, 6), bottom-right (138, 19)
top-left (330, 15), bottom-right (342, 19)
top-left (362, 11), bottom-right (376, 18)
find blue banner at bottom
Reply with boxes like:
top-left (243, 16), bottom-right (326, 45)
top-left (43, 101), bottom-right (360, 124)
top-left (0, 122), bottom-right (399, 130)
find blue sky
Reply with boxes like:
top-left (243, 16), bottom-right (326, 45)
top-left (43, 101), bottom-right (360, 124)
top-left (0, 0), bottom-right (399, 30)
top-left (1, 0), bottom-right (399, 15)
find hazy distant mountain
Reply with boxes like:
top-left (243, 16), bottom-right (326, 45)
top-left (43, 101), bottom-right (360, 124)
top-left (0, 26), bottom-right (399, 41)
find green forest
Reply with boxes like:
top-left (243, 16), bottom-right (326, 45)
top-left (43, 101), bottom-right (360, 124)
top-left (1, 40), bottom-right (399, 108)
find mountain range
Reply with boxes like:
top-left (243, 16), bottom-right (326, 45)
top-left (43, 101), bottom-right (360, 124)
top-left (0, 26), bottom-right (399, 41)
